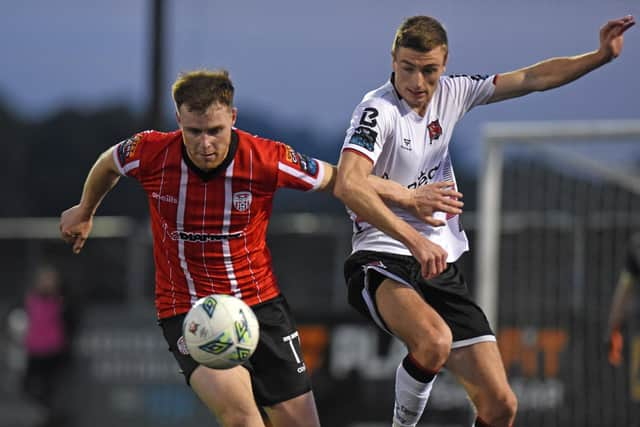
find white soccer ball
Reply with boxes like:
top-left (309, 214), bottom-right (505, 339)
top-left (182, 294), bottom-right (260, 369)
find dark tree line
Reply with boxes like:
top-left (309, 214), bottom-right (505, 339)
top-left (0, 99), bottom-right (480, 218)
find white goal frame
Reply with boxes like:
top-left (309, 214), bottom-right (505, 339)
top-left (476, 119), bottom-right (640, 329)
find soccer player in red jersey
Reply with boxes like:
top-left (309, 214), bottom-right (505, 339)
top-left (59, 69), bottom-right (459, 427)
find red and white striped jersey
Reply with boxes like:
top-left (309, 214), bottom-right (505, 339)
top-left (113, 128), bottom-right (326, 319)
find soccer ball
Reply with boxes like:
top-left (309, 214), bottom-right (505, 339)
top-left (182, 294), bottom-right (260, 369)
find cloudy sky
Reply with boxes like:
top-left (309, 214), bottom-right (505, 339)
top-left (1, 0), bottom-right (638, 166)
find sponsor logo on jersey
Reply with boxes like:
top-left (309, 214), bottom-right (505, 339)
top-left (117, 133), bottom-right (143, 164)
top-left (284, 145), bottom-right (319, 176)
top-left (170, 230), bottom-right (244, 242)
top-left (394, 162), bottom-right (441, 189)
top-left (401, 138), bottom-right (412, 151)
top-left (349, 126), bottom-right (378, 152)
top-left (152, 192), bottom-right (178, 204)
top-left (232, 191), bottom-right (252, 212)
top-left (285, 145), bottom-right (299, 164)
top-left (427, 119), bottom-right (442, 143)
top-left (297, 152), bottom-right (318, 176)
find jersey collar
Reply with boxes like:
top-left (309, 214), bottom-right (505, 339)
top-left (390, 73), bottom-right (403, 100)
top-left (181, 129), bottom-right (239, 181)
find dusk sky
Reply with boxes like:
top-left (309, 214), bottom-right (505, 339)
top-left (1, 0), bottom-right (638, 166)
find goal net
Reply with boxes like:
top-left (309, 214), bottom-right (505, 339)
top-left (476, 119), bottom-right (640, 426)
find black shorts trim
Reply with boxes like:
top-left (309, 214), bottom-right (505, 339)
top-left (159, 294), bottom-right (312, 406)
top-left (343, 250), bottom-right (494, 345)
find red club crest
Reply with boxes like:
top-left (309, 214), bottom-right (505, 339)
top-left (427, 119), bottom-right (442, 142)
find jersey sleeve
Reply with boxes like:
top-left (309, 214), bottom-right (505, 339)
top-left (444, 74), bottom-right (497, 119)
top-left (275, 142), bottom-right (326, 191)
top-left (112, 131), bottom-right (152, 180)
top-left (341, 97), bottom-right (393, 164)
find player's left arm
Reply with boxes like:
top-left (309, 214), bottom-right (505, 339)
top-left (489, 15), bottom-right (635, 103)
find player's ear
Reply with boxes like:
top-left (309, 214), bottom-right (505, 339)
top-left (443, 51), bottom-right (448, 70)
top-left (175, 109), bottom-right (182, 127)
top-left (231, 107), bottom-right (238, 126)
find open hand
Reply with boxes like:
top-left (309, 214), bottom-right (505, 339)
top-left (410, 181), bottom-right (463, 227)
top-left (599, 15), bottom-right (635, 61)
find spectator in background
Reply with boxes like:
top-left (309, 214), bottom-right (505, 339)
top-left (23, 264), bottom-right (74, 426)
top-left (607, 233), bottom-right (640, 367)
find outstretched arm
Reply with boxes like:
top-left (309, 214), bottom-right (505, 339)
top-left (334, 151), bottom-right (448, 279)
top-left (60, 146), bottom-right (121, 254)
top-left (490, 15), bottom-right (635, 103)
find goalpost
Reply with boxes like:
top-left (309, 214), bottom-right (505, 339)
top-left (476, 119), bottom-right (640, 427)
top-left (477, 119), bottom-right (640, 328)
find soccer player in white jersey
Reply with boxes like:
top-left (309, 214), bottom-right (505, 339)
top-left (335, 15), bottom-right (635, 427)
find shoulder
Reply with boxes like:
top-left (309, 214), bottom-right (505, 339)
top-left (142, 129), bottom-right (182, 145)
top-left (440, 74), bottom-right (496, 91)
top-left (351, 84), bottom-right (400, 127)
top-left (233, 128), bottom-right (284, 163)
top-left (360, 81), bottom-right (400, 111)
top-left (115, 129), bottom-right (181, 165)
top-left (234, 128), bottom-right (280, 150)
top-left (443, 74), bottom-right (493, 83)
top-left (119, 129), bottom-right (181, 151)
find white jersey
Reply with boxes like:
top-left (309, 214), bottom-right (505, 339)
top-left (341, 74), bottom-right (496, 262)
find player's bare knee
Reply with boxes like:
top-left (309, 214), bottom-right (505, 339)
top-left (217, 409), bottom-right (262, 427)
top-left (407, 327), bottom-right (452, 370)
top-left (478, 389), bottom-right (518, 426)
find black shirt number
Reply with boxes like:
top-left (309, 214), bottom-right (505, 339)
top-left (359, 107), bottom-right (379, 127)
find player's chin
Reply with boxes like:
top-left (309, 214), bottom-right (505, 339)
top-left (200, 156), bottom-right (219, 169)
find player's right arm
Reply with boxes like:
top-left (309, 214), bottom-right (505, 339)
top-left (320, 162), bottom-right (463, 226)
top-left (334, 150), bottom-right (447, 279)
top-left (366, 177), bottom-right (463, 227)
top-left (60, 145), bottom-right (121, 254)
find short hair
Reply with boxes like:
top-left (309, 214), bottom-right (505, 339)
top-left (172, 69), bottom-right (234, 113)
top-left (392, 16), bottom-right (448, 56)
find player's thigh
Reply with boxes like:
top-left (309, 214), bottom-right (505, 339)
top-left (190, 364), bottom-right (264, 426)
top-left (445, 341), bottom-right (514, 408)
top-left (376, 278), bottom-right (451, 349)
top-left (263, 390), bottom-right (320, 427)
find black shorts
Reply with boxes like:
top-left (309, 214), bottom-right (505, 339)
top-left (344, 250), bottom-right (495, 349)
top-left (159, 294), bottom-right (312, 406)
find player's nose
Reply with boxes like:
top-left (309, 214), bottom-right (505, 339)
top-left (200, 134), bottom-right (214, 149)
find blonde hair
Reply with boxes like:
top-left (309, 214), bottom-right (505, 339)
top-left (172, 69), bottom-right (234, 113)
